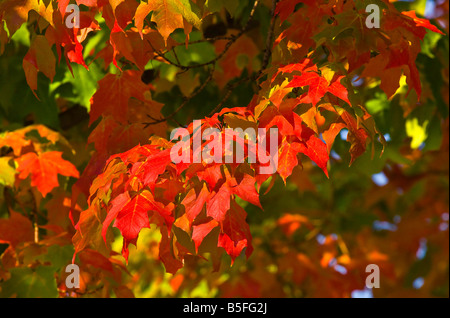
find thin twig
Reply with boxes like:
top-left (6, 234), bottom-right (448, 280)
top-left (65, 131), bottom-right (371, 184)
top-left (145, 0), bottom-right (265, 123)
top-left (148, 0), bottom-right (261, 71)
top-left (256, 0), bottom-right (279, 79)
top-left (208, 86), bottom-right (235, 117)
top-left (143, 65), bottom-right (216, 126)
top-left (30, 189), bottom-right (39, 243)
top-left (207, 76), bottom-right (252, 117)
top-left (245, 0), bottom-right (261, 30)
top-left (149, 34), bottom-right (238, 70)
top-left (208, 0), bottom-right (279, 116)
top-left (172, 46), bottom-right (181, 65)
top-left (170, 36), bottom-right (235, 47)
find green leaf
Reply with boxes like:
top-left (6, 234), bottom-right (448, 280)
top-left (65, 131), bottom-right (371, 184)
top-left (55, 63), bottom-right (103, 111)
top-left (0, 157), bottom-right (16, 186)
top-left (171, 0), bottom-right (202, 29)
top-left (366, 92), bottom-right (389, 114)
top-left (206, 0), bottom-right (239, 16)
top-left (420, 30), bottom-right (442, 58)
top-left (422, 115), bottom-right (443, 152)
top-left (36, 245), bottom-right (75, 270)
top-left (406, 117), bottom-right (428, 149)
top-left (0, 266), bottom-right (58, 298)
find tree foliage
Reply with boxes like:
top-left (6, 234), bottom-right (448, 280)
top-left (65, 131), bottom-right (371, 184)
top-left (0, 0), bottom-right (448, 298)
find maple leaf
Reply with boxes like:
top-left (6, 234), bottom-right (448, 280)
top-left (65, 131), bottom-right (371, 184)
top-left (101, 190), bottom-right (175, 261)
top-left (113, 192), bottom-right (153, 243)
top-left (322, 122), bottom-right (347, 154)
top-left (73, 200), bottom-right (112, 261)
top-left (218, 201), bottom-right (253, 263)
top-left (286, 71), bottom-right (350, 106)
top-left (78, 249), bottom-right (114, 273)
top-left (135, 0), bottom-right (201, 44)
top-left (401, 11), bottom-right (445, 36)
top-left (182, 184), bottom-right (210, 223)
top-left (109, 29), bottom-right (164, 70)
top-left (0, 132), bottom-right (31, 157)
top-left (192, 219), bottom-right (219, 252)
top-left (277, 139), bottom-right (302, 182)
top-left (0, 125), bottom-right (67, 159)
top-left (273, 114), bottom-right (329, 179)
top-left (134, 2), bottom-right (153, 39)
top-left (206, 168), bottom-right (261, 222)
top-left (340, 111), bottom-right (370, 165)
top-left (57, 0), bottom-right (101, 17)
top-left (229, 173), bottom-right (262, 209)
top-left (347, 127), bottom-right (369, 165)
top-left (214, 34), bottom-right (259, 88)
top-left (206, 182), bottom-right (232, 222)
top-left (265, 114), bottom-right (295, 136)
top-left (23, 35), bottom-right (56, 95)
top-left (89, 70), bottom-right (154, 125)
top-left (130, 149), bottom-right (172, 189)
top-left (101, 191), bottom-right (131, 243)
top-left (361, 39), bottom-right (423, 99)
top-left (296, 126), bottom-right (329, 177)
top-left (0, 0), bottom-right (54, 38)
top-left (16, 151), bottom-right (79, 197)
top-left (195, 164), bottom-right (223, 189)
top-left (44, 2), bottom-right (100, 70)
top-left (327, 76), bottom-right (351, 105)
top-left (159, 225), bottom-right (183, 274)
top-left (275, 0), bottom-right (304, 23)
top-left (0, 211), bottom-right (34, 248)
top-left (274, 59), bottom-right (317, 82)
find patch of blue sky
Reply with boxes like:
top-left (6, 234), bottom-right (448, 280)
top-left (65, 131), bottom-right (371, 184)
top-left (416, 238), bottom-right (427, 260)
top-left (372, 171), bottom-right (389, 186)
top-left (316, 234), bottom-right (326, 245)
top-left (334, 265), bottom-right (348, 275)
top-left (373, 220), bottom-right (398, 232)
top-left (413, 277), bottom-right (425, 289)
top-left (340, 129), bottom-right (348, 141)
top-left (351, 288), bottom-right (374, 298)
top-left (330, 150), bottom-right (341, 160)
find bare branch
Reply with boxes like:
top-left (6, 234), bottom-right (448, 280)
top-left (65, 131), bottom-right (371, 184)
top-left (143, 65), bottom-right (216, 126)
top-left (147, 0), bottom-right (261, 71)
top-left (208, 0), bottom-right (279, 117)
top-left (257, 0), bottom-right (280, 78)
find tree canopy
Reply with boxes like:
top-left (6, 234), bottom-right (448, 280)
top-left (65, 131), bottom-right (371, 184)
top-left (0, 0), bottom-right (448, 298)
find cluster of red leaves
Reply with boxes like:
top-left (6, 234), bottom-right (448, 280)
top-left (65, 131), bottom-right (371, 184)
top-left (70, 0), bottom-right (444, 273)
top-left (0, 0), bottom-right (445, 275)
top-left (78, 98), bottom-right (333, 271)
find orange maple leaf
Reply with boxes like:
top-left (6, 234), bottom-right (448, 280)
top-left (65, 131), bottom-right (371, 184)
top-left (16, 151), bottom-right (79, 197)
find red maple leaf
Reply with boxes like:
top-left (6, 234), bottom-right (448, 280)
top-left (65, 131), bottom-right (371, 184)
top-left (16, 151), bottom-right (79, 197)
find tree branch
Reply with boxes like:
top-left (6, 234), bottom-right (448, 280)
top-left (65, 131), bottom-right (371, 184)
top-left (256, 0), bottom-right (279, 78)
top-left (147, 0), bottom-right (261, 71)
top-left (208, 0), bottom-right (279, 116)
top-left (143, 65), bottom-right (216, 126)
